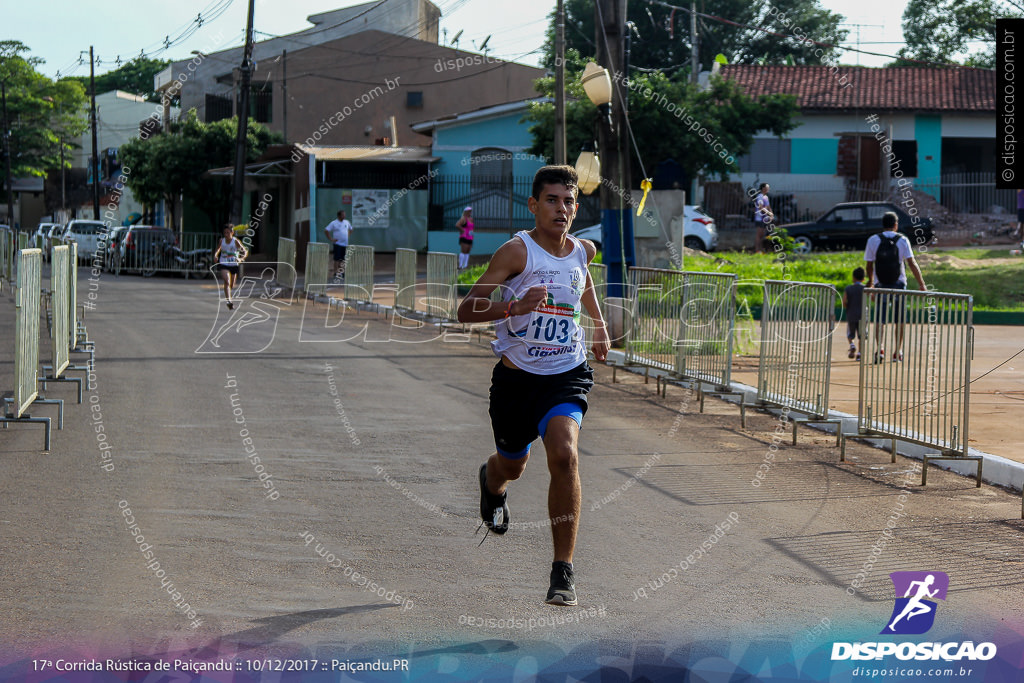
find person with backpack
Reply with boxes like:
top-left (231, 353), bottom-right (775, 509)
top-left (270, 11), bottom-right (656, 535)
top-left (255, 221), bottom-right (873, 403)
top-left (864, 212), bottom-right (926, 363)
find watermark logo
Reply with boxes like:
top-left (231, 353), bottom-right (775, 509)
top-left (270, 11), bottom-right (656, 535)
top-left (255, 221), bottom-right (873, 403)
top-left (881, 571), bottom-right (948, 635)
top-left (196, 264), bottom-right (293, 354)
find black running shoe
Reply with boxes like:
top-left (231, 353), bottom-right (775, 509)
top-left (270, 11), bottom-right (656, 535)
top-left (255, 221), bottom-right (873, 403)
top-left (478, 463), bottom-right (509, 534)
top-left (545, 561), bottom-right (577, 606)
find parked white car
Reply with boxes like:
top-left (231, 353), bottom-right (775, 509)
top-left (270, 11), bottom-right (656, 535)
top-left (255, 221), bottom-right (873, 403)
top-left (571, 205), bottom-right (718, 252)
top-left (60, 219), bottom-right (109, 262)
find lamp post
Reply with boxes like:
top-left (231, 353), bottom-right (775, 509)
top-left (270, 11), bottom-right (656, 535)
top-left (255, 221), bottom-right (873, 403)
top-left (581, 55), bottom-right (633, 298)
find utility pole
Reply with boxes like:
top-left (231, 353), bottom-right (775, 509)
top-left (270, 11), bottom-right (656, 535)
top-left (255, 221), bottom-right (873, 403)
top-left (282, 49), bottom-right (288, 143)
top-left (230, 0), bottom-right (256, 227)
top-left (2, 80), bottom-right (13, 230)
top-left (59, 133), bottom-right (66, 214)
top-left (690, 2), bottom-right (699, 84)
top-left (596, 0), bottom-right (632, 297)
top-left (554, 0), bottom-right (566, 165)
top-left (89, 46), bottom-right (100, 219)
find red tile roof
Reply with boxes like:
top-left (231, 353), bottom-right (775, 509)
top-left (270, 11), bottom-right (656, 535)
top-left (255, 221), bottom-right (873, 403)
top-left (719, 65), bottom-right (994, 113)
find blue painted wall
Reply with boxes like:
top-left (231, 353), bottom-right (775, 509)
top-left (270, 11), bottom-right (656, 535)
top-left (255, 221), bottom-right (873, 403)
top-left (790, 139), bottom-right (838, 174)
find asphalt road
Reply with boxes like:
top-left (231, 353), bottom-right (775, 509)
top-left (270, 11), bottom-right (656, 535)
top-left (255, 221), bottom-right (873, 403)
top-left (1, 268), bottom-right (1023, 681)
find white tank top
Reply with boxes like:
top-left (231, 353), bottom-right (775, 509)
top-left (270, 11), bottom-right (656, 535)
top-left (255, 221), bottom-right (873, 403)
top-left (491, 231), bottom-right (588, 375)
top-left (219, 237), bottom-right (240, 265)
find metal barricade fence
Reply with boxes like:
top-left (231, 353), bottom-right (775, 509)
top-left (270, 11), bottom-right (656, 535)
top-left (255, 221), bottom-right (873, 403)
top-left (1, 248), bottom-right (58, 449)
top-left (68, 242), bottom-right (79, 349)
top-left (0, 228), bottom-right (11, 284)
top-left (676, 271), bottom-right (737, 388)
top-left (425, 251), bottom-right (458, 321)
top-left (394, 248), bottom-right (417, 311)
top-left (304, 242), bottom-right (330, 296)
top-left (625, 267), bottom-right (687, 373)
top-left (50, 246), bottom-right (70, 378)
top-left (343, 245), bottom-right (374, 305)
top-left (12, 249), bottom-right (42, 417)
top-left (580, 263), bottom-right (607, 346)
top-left (276, 237), bottom-right (297, 291)
top-left (758, 280), bottom-right (842, 447)
top-left (858, 288), bottom-right (979, 484)
top-left (17, 231), bottom-right (28, 252)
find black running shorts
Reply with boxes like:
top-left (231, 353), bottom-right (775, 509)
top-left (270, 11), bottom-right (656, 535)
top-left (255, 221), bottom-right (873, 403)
top-left (488, 360), bottom-right (594, 457)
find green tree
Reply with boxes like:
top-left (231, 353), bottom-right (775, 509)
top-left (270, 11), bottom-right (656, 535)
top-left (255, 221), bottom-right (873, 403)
top-left (119, 109), bottom-right (283, 231)
top-left (545, 0), bottom-right (847, 74)
top-left (70, 56), bottom-right (171, 102)
top-left (897, 0), bottom-right (1018, 67)
top-left (526, 51), bottom-right (798, 185)
top-left (0, 41), bottom-right (88, 188)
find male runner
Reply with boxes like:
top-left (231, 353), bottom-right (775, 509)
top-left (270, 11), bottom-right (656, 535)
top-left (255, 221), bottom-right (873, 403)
top-left (456, 165), bottom-right (610, 606)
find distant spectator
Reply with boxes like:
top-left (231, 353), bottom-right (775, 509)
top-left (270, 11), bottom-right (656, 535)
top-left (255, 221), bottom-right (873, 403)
top-left (753, 183), bottom-right (773, 253)
top-left (456, 206), bottom-right (474, 270)
top-left (842, 267), bottom-right (866, 361)
top-left (864, 212), bottom-right (926, 363)
top-left (324, 210), bottom-right (353, 280)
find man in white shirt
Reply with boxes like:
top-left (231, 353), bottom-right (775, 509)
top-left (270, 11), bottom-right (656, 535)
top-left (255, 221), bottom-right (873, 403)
top-left (864, 212), bottom-right (927, 362)
top-left (324, 210), bottom-right (353, 278)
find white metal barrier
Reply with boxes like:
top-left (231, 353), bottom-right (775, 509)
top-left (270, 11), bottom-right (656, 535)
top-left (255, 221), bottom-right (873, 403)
top-left (117, 232), bottom-right (216, 278)
top-left (758, 280), bottom-right (842, 448)
top-left (425, 251), bottom-right (458, 321)
top-left (395, 248), bottom-right (417, 311)
top-left (1, 249), bottom-right (59, 448)
top-left (276, 237), bottom-right (297, 291)
top-left (50, 246), bottom-right (71, 378)
top-left (343, 245), bottom-right (375, 306)
top-left (676, 271), bottom-right (737, 389)
top-left (858, 288), bottom-right (980, 485)
top-left (305, 242), bottom-right (330, 297)
top-left (580, 263), bottom-right (607, 350)
top-left (39, 245), bottom-right (83, 403)
top-left (0, 228), bottom-right (11, 285)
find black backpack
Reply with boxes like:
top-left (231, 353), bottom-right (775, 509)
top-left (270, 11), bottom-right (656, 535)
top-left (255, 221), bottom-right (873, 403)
top-left (874, 234), bottom-right (902, 285)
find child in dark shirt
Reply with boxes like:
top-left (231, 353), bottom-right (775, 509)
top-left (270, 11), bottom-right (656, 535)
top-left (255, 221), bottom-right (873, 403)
top-left (843, 267), bottom-right (866, 360)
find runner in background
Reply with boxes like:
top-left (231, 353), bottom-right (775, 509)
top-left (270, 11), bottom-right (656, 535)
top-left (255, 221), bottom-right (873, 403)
top-left (214, 225), bottom-right (248, 310)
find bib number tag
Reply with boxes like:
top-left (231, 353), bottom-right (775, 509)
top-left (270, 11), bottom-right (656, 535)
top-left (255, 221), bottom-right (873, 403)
top-left (528, 303), bottom-right (575, 347)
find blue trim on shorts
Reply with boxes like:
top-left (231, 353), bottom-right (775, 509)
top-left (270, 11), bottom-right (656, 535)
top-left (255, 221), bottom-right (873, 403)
top-left (538, 402), bottom-right (584, 439)
top-left (497, 443), bottom-right (531, 460)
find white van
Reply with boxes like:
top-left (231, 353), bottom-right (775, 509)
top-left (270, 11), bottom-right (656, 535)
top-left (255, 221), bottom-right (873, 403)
top-left (61, 220), bottom-right (110, 262)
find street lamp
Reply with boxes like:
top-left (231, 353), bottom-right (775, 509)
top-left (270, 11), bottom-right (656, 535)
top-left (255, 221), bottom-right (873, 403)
top-left (580, 62), bottom-right (612, 125)
top-left (574, 142), bottom-right (600, 195)
top-left (579, 59), bottom-right (633, 302)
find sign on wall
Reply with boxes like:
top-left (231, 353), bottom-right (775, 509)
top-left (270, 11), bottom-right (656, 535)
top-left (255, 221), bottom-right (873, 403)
top-left (351, 190), bottom-right (390, 228)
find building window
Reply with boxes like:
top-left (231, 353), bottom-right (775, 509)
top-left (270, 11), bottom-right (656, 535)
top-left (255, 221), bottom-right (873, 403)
top-left (250, 83), bottom-right (272, 123)
top-left (737, 138), bottom-right (791, 173)
top-left (406, 91), bottom-right (423, 108)
top-left (206, 93), bottom-right (232, 123)
top-left (891, 140), bottom-right (917, 177)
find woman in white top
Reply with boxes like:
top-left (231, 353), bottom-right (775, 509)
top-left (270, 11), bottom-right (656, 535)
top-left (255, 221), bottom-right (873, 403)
top-left (213, 225), bottom-right (248, 309)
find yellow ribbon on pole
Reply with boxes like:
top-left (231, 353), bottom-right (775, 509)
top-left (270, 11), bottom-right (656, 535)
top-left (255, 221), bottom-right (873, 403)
top-left (637, 178), bottom-right (653, 216)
